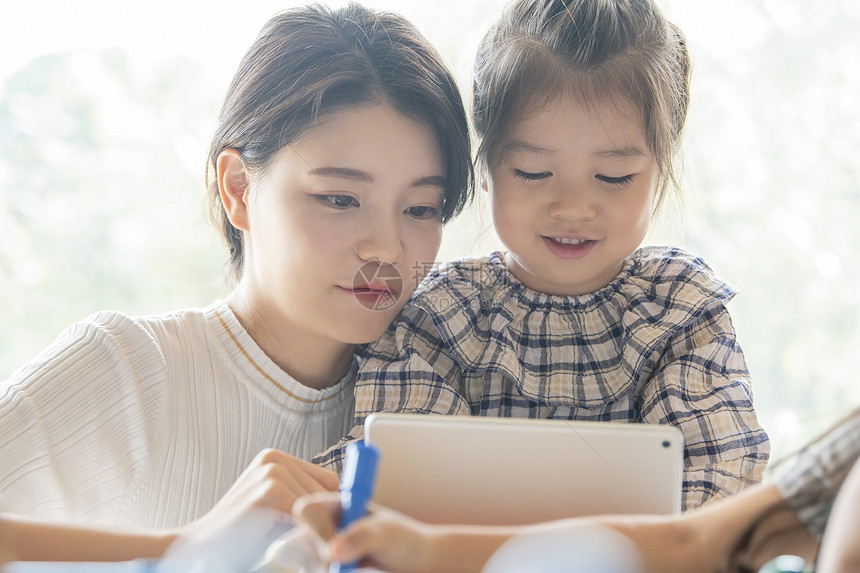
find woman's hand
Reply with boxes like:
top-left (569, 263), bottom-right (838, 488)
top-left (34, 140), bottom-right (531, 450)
top-left (163, 449), bottom-right (339, 571)
top-left (0, 516), bottom-right (15, 565)
top-left (181, 448), bottom-right (340, 539)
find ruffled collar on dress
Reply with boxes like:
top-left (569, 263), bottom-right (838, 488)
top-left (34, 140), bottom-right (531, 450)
top-left (405, 246), bottom-right (735, 407)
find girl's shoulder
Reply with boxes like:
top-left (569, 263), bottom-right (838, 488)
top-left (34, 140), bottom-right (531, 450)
top-left (631, 246), bottom-right (734, 291)
top-left (414, 253), bottom-right (502, 291)
top-left (377, 254), bottom-right (511, 366)
top-left (626, 246), bottom-right (737, 308)
top-left (408, 253), bottom-right (507, 317)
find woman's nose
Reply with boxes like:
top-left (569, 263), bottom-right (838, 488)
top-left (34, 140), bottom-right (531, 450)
top-left (354, 218), bottom-right (404, 265)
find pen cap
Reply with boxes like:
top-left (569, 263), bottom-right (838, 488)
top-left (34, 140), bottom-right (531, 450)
top-left (341, 441), bottom-right (380, 498)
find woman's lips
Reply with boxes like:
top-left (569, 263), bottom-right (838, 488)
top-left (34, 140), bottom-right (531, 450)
top-left (342, 284), bottom-right (399, 306)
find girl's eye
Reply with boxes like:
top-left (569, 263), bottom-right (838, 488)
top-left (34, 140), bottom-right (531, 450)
top-left (315, 194), bottom-right (358, 208)
top-left (513, 169), bottom-right (552, 182)
top-left (406, 205), bottom-right (441, 220)
top-left (596, 174), bottom-right (635, 187)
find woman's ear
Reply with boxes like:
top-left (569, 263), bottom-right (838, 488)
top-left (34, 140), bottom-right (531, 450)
top-left (480, 167), bottom-right (490, 193)
top-left (217, 149), bottom-right (251, 232)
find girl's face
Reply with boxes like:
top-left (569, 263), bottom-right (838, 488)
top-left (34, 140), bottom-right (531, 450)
top-left (486, 94), bottom-right (659, 296)
top-left (235, 103), bottom-right (445, 347)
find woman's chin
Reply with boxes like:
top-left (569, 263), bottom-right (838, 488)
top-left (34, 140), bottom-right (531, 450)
top-left (337, 309), bottom-right (403, 345)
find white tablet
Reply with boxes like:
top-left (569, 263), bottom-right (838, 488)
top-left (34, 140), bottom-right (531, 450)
top-left (364, 413), bottom-right (684, 525)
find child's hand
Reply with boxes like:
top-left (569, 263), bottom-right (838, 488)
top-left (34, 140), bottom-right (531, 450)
top-left (293, 492), bottom-right (436, 573)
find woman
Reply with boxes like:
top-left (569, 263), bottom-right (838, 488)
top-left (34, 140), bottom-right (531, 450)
top-left (0, 2), bottom-right (472, 562)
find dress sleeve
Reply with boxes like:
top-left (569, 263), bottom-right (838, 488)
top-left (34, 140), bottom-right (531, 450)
top-left (772, 410), bottom-right (860, 539)
top-left (638, 300), bottom-right (771, 510)
top-left (313, 306), bottom-right (470, 474)
top-left (0, 312), bottom-right (166, 522)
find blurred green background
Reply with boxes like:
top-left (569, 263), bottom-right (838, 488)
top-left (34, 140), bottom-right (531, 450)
top-left (2, 0), bottom-right (858, 466)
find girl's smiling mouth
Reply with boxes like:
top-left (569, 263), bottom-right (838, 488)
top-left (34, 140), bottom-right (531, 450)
top-left (542, 236), bottom-right (597, 259)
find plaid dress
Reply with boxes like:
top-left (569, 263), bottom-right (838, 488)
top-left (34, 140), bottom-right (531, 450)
top-left (315, 246), bottom-right (770, 510)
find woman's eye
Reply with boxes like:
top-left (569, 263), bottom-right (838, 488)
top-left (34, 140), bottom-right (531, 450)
top-left (513, 169), bottom-right (552, 182)
top-left (315, 194), bottom-right (358, 208)
top-left (596, 174), bottom-right (635, 187)
top-left (406, 205), bottom-right (441, 220)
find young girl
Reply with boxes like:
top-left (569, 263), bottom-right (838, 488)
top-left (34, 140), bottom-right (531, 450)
top-left (318, 0), bottom-right (769, 510)
top-left (0, 3), bottom-right (472, 561)
top-left (297, 408), bottom-right (860, 573)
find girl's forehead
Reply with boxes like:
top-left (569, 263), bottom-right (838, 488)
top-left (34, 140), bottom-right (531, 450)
top-left (507, 93), bottom-right (648, 151)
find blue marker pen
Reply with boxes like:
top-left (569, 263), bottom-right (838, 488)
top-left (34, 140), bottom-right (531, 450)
top-left (330, 440), bottom-right (380, 573)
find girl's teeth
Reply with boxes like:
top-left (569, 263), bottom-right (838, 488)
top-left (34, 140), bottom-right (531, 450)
top-left (553, 238), bottom-right (585, 245)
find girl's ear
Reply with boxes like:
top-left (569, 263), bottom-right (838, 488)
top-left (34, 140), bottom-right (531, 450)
top-left (217, 148), bottom-right (251, 232)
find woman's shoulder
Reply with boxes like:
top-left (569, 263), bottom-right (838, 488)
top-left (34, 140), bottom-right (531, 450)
top-left (0, 304), bottom-right (221, 522)
top-left (6, 303), bottom-right (223, 389)
top-left (63, 303), bottom-right (214, 339)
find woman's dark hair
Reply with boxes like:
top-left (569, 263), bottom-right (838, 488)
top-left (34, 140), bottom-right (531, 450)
top-left (207, 2), bottom-right (473, 282)
top-left (472, 0), bottom-right (690, 209)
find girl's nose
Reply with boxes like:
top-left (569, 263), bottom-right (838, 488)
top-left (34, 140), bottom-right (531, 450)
top-left (548, 186), bottom-right (598, 222)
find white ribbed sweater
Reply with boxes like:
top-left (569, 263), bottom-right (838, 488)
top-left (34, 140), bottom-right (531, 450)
top-left (0, 301), bottom-right (355, 528)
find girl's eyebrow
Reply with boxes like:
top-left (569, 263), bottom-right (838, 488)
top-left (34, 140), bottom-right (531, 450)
top-left (309, 167), bottom-right (446, 189)
top-left (503, 140), bottom-right (554, 154)
top-left (503, 141), bottom-right (646, 158)
top-left (593, 145), bottom-right (647, 158)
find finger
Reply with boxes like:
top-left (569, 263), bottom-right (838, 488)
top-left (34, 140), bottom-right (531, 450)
top-left (256, 449), bottom-right (340, 492)
top-left (293, 492), bottom-right (342, 541)
top-left (251, 452), bottom-right (337, 500)
top-left (263, 524), bottom-right (328, 571)
top-left (246, 471), bottom-right (318, 515)
top-left (263, 462), bottom-right (339, 508)
top-left (295, 462), bottom-right (340, 492)
top-left (329, 513), bottom-right (405, 563)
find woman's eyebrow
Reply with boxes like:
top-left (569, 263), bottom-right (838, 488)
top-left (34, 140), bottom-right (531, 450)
top-left (309, 166), bottom-right (374, 182)
top-left (413, 175), bottom-right (447, 189)
top-left (310, 167), bottom-right (445, 189)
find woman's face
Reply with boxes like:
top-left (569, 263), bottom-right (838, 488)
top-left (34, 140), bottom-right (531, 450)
top-left (235, 103), bottom-right (445, 347)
